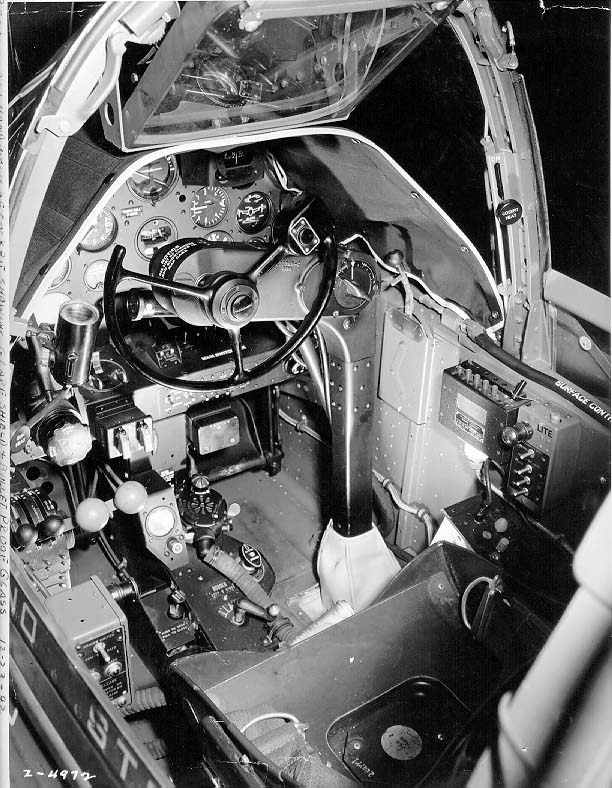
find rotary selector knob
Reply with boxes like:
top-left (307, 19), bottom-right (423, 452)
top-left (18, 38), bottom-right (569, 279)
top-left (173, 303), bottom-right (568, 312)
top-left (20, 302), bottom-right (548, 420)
top-left (178, 476), bottom-right (227, 528)
top-left (501, 422), bottom-right (533, 447)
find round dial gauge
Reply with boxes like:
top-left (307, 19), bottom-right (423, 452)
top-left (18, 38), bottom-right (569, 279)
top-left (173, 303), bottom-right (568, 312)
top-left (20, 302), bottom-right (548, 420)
top-left (190, 186), bottom-right (229, 228)
top-left (79, 209), bottom-right (118, 253)
top-left (127, 155), bottom-right (178, 202)
top-left (236, 191), bottom-right (272, 234)
top-left (145, 506), bottom-right (176, 538)
top-left (136, 218), bottom-right (177, 260)
top-left (205, 230), bottom-right (233, 243)
top-left (83, 259), bottom-right (108, 291)
top-left (50, 258), bottom-right (71, 289)
top-left (335, 256), bottom-right (378, 309)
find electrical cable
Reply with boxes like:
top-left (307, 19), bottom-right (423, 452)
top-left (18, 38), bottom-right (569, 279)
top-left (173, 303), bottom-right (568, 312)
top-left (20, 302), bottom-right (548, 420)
top-left (264, 151), bottom-right (302, 195)
top-left (480, 458), bottom-right (493, 506)
top-left (341, 232), bottom-right (469, 319)
top-left (240, 712), bottom-right (302, 735)
top-left (195, 696), bottom-right (304, 787)
top-left (239, 396), bottom-right (265, 458)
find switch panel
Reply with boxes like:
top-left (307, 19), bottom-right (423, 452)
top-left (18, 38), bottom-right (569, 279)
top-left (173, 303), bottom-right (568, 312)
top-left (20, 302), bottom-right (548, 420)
top-left (46, 575), bottom-right (132, 704)
top-left (505, 400), bottom-right (581, 515)
top-left (92, 396), bottom-right (155, 461)
top-left (438, 363), bottom-right (522, 462)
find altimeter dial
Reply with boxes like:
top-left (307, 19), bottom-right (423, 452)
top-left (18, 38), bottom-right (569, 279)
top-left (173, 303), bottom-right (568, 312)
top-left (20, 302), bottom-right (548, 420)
top-left (190, 186), bottom-right (230, 228)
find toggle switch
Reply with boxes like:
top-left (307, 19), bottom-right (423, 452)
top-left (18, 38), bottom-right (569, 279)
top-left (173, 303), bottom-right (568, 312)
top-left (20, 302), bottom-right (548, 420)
top-left (93, 642), bottom-right (111, 664)
top-left (514, 464), bottom-right (532, 476)
top-left (114, 427), bottom-right (131, 460)
top-left (136, 420), bottom-right (154, 453)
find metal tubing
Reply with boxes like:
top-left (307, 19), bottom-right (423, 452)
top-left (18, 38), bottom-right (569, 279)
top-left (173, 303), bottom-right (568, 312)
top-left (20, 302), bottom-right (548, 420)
top-left (53, 301), bottom-right (100, 385)
top-left (544, 270), bottom-right (611, 333)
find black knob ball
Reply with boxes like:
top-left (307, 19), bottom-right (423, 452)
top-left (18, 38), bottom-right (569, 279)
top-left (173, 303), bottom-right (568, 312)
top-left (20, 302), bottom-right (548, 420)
top-left (14, 523), bottom-right (38, 547)
top-left (39, 514), bottom-right (65, 540)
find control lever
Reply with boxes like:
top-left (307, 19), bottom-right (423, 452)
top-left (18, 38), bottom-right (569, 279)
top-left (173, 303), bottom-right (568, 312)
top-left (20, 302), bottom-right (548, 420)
top-left (232, 598), bottom-right (280, 626)
top-left (75, 480), bottom-right (148, 533)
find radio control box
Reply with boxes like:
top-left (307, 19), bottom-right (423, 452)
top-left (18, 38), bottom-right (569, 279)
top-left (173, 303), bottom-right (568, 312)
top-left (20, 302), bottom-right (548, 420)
top-left (438, 362), bottom-right (522, 462)
top-left (46, 575), bottom-right (132, 704)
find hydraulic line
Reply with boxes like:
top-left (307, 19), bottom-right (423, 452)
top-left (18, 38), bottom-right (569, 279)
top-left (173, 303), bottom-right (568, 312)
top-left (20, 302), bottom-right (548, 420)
top-left (372, 469), bottom-right (435, 545)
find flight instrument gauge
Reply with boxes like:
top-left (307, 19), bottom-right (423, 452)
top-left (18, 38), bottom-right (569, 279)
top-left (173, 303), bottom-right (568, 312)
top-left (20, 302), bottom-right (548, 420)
top-left (205, 230), bottom-right (233, 243)
top-left (83, 259), bottom-right (108, 291)
top-left (79, 209), bottom-right (118, 253)
top-left (190, 186), bottom-right (229, 228)
top-left (127, 155), bottom-right (178, 202)
top-left (49, 258), bottom-right (71, 289)
top-left (335, 255), bottom-right (379, 310)
top-left (236, 191), bottom-right (272, 234)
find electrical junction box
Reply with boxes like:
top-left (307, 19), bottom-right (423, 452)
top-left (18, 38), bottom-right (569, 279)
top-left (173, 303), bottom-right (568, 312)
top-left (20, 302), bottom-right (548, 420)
top-left (45, 575), bottom-right (132, 704)
top-left (186, 403), bottom-right (240, 456)
top-left (438, 362), bottom-right (522, 463)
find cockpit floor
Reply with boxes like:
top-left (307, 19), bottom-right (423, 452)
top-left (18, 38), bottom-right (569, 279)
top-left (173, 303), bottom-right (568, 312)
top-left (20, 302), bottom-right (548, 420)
top-left (213, 469), bottom-right (325, 615)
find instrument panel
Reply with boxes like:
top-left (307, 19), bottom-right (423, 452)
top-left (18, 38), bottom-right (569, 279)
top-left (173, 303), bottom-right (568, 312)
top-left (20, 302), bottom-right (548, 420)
top-left (35, 149), bottom-right (283, 323)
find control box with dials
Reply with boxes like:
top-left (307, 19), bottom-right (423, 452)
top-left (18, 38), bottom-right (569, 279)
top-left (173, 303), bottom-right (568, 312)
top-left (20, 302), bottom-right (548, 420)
top-left (46, 575), bottom-right (132, 704)
top-left (438, 362), bottom-right (598, 517)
